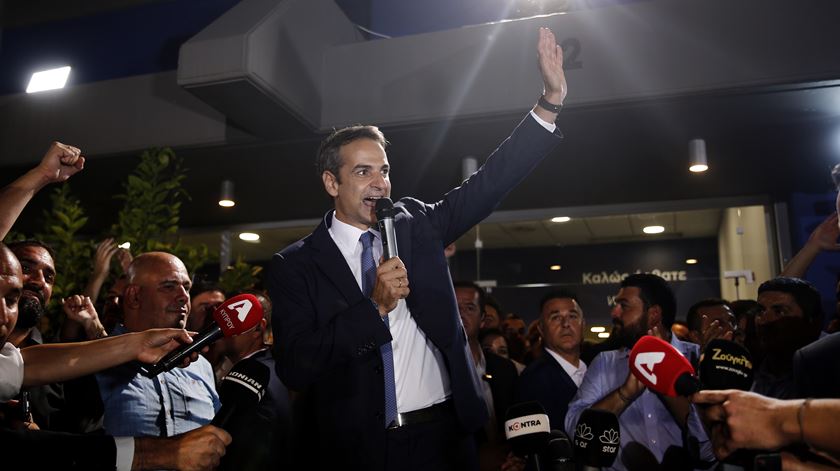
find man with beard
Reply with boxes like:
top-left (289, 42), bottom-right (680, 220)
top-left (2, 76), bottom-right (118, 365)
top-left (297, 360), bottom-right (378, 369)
top-left (752, 277), bottom-right (822, 399)
top-left (96, 252), bottom-right (220, 437)
top-left (2, 240), bottom-right (107, 433)
top-left (565, 274), bottom-right (714, 470)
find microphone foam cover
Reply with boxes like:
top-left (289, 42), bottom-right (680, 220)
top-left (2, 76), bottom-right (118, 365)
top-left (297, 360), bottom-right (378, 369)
top-left (543, 429), bottom-right (575, 470)
top-left (699, 339), bottom-right (754, 391)
top-left (218, 358), bottom-right (270, 406)
top-left (212, 293), bottom-right (263, 337)
top-left (504, 401), bottom-right (551, 456)
top-left (629, 335), bottom-right (696, 397)
top-left (573, 409), bottom-right (620, 467)
top-left (375, 197), bottom-right (395, 220)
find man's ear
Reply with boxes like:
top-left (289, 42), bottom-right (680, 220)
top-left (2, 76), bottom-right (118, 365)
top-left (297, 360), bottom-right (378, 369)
top-left (323, 171), bottom-right (339, 197)
top-left (648, 304), bottom-right (663, 328)
top-left (124, 284), bottom-right (141, 310)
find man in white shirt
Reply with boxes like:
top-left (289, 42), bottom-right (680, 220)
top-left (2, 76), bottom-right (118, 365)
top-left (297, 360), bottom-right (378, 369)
top-left (515, 290), bottom-right (587, 430)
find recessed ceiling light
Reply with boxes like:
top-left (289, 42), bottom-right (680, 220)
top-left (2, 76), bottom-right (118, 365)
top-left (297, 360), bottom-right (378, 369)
top-left (239, 232), bottom-right (260, 242)
top-left (26, 66), bottom-right (71, 93)
top-left (685, 258), bottom-right (698, 265)
top-left (219, 180), bottom-right (235, 207)
top-left (218, 199), bottom-right (235, 208)
top-left (597, 332), bottom-right (611, 338)
top-left (590, 326), bottom-right (606, 333)
top-left (549, 264), bottom-right (561, 271)
top-left (643, 225), bottom-right (665, 234)
top-left (689, 164), bottom-right (709, 173)
top-left (551, 216), bottom-right (571, 223)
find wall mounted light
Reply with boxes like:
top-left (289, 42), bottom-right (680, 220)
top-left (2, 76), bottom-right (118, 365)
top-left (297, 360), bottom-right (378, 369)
top-left (219, 180), bottom-right (235, 207)
top-left (27, 66), bottom-right (71, 93)
top-left (551, 216), bottom-right (571, 223)
top-left (239, 232), bottom-right (260, 242)
top-left (689, 138), bottom-right (709, 173)
top-left (643, 225), bottom-right (665, 234)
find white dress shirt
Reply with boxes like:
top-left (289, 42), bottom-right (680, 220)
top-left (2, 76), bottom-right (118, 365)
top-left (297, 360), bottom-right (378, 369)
top-left (329, 214), bottom-right (450, 413)
top-left (0, 342), bottom-right (23, 401)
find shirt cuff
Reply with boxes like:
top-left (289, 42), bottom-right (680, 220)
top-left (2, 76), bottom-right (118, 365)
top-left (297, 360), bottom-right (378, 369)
top-left (114, 437), bottom-right (135, 471)
top-left (530, 109), bottom-right (557, 133)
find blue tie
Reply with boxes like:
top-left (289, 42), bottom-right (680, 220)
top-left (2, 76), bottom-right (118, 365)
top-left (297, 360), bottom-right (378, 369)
top-left (360, 232), bottom-right (398, 427)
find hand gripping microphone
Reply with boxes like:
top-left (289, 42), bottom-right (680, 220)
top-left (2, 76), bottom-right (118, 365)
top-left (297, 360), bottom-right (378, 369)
top-left (629, 335), bottom-right (700, 397)
top-left (698, 338), bottom-right (754, 391)
top-left (141, 293), bottom-right (263, 377)
top-left (540, 429), bottom-right (575, 471)
top-left (212, 357), bottom-right (270, 428)
top-left (505, 401), bottom-right (551, 465)
top-left (375, 197), bottom-right (399, 260)
top-left (573, 409), bottom-right (620, 468)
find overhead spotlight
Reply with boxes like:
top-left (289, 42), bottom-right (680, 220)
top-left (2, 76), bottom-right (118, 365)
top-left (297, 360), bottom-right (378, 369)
top-left (643, 225), bottom-right (665, 234)
top-left (597, 332), bottom-right (611, 339)
top-left (239, 232), bottom-right (260, 242)
top-left (219, 180), bottom-right (235, 207)
top-left (551, 216), bottom-right (571, 223)
top-left (550, 264), bottom-right (562, 271)
top-left (26, 66), bottom-right (71, 93)
top-left (685, 258), bottom-right (698, 265)
top-left (590, 326), bottom-right (606, 333)
top-left (688, 138), bottom-right (709, 173)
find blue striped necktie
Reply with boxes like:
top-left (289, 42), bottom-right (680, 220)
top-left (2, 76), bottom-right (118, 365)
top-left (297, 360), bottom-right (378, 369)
top-left (360, 231), bottom-right (398, 427)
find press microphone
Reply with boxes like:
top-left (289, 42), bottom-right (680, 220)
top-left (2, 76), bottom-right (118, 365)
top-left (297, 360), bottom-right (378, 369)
top-left (212, 358), bottom-right (270, 428)
top-left (505, 401), bottom-right (551, 469)
top-left (698, 339), bottom-right (754, 391)
top-left (629, 335), bottom-right (700, 397)
top-left (141, 293), bottom-right (263, 377)
top-left (573, 409), bottom-right (620, 468)
top-left (540, 429), bottom-right (575, 471)
top-left (375, 197), bottom-right (399, 260)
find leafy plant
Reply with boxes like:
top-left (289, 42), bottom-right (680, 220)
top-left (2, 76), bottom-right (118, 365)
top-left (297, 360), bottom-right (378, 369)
top-left (35, 184), bottom-right (94, 336)
top-left (219, 256), bottom-right (263, 294)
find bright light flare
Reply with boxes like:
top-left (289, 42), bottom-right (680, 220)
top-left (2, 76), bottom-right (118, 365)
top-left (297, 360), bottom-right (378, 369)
top-left (26, 66), bottom-right (71, 93)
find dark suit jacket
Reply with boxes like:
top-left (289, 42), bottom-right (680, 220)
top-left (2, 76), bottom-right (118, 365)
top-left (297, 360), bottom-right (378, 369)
top-left (793, 332), bottom-right (840, 398)
top-left (484, 351), bottom-right (518, 435)
top-left (0, 428), bottom-right (116, 470)
top-left (218, 349), bottom-right (292, 471)
top-left (515, 351), bottom-right (579, 430)
top-left (268, 114), bottom-right (562, 470)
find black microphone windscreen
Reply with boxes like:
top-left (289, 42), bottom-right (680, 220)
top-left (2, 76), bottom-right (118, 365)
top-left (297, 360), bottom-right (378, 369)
top-left (541, 429), bottom-right (575, 471)
top-left (504, 402), bottom-right (551, 457)
top-left (213, 358), bottom-right (270, 428)
top-left (699, 339), bottom-right (754, 391)
top-left (573, 409), bottom-right (620, 467)
top-left (375, 197), bottom-right (395, 219)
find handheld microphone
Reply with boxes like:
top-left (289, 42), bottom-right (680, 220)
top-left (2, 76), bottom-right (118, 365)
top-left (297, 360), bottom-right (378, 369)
top-left (505, 401), bottom-right (551, 460)
top-left (541, 429), bottom-right (575, 471)
top-left (573, 409), bottom-right (620, 468)
top-left (212, 358), bottom-right (270, 428)
top-left (375, 197), bottom-right (399, 260)
top-left (629, 335), bottom-right (700, 397)
top-left (699, 339), bottom-right (754, 391)
top-left (141, 293), bottom-right (263, 377)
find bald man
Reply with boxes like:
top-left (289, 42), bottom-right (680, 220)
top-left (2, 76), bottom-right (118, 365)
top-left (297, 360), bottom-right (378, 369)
top-left (96, 252), bottom-right (220, 437)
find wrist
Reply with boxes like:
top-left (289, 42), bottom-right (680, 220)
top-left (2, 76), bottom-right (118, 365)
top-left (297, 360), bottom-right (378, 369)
top-left (537, 95), bottom-right (563, 114)
top-left (778, 400), bottom-right (804, 446)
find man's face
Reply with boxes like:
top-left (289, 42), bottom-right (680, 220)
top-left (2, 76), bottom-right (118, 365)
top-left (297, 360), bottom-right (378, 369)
top-left (187, 290), bottom-right (226, 332)
top-left (0, 248), bottom-right (23, 345)
top-left (100, 277), bottom-right (127, 333)
top-left (502, 318), bottom-right (526, 339)
top-left (12, 245), bottom-right (55, 330)
top-left (127, 256), bottom-right (192, 331)
top-left (323, 138), bottom-right (391, 231)
top-left (610, 286), bottom-right (650, 348)
top-left (540, 297), bottom-right (585, 356)
top-left (755, 290), bottom-right (815, 355)
top-left (482, 304), bottom-right (501, 330)
top-left (481, 335), bottom-right (509, 359)
top-left (455, 287), bottom-right (483, 341)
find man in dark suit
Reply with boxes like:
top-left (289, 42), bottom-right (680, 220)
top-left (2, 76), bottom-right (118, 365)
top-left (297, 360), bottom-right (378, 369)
top-left (516, 290), bottom-right (586, 430)
top-left (268, 28), bottom-right (567, 471)
top-left (453, 282), bottom-right (517, 437)
top-left (793, 332), bottom-right (840, 398)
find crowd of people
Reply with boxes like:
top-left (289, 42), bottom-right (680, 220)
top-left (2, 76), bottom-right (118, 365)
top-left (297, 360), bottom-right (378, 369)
top-left (2, 27), bottom-right (840, 471)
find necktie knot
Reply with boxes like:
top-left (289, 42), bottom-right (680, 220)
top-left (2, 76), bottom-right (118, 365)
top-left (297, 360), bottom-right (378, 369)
top-left (360, 231), bottom-right (374, 250)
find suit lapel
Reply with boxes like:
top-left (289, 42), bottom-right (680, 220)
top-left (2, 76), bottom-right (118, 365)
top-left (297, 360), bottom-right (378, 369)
top-left (310, 212), bottom-right (366, 305)
top-left (544, 352), bottom-right (579, 391)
